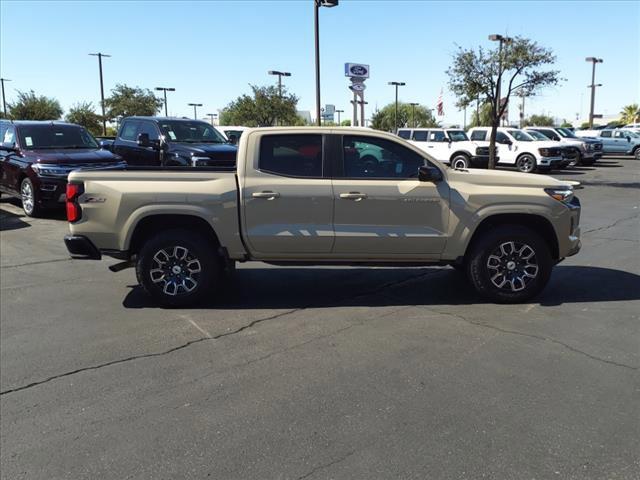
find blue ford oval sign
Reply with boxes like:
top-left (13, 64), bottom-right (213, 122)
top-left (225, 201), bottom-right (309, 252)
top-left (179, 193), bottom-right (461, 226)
top-left (345, 63), bottom-right (370, 79)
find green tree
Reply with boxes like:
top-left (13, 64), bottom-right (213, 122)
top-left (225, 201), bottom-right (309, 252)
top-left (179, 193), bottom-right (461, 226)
top-left (65, 102), bottom-right (102, 135)
top-left (447, 36), bottom-right (561, 168)
top-left (580, 122), bottom-right (591, 130)
top-left (220, 85), bottom-right (300, 127)
top-left (560, 120), bottom-right (572, 128)
top-left (340, 119), bottom-right (351, 126)
top-left (467, 102), bottom-right (493, 128)
top-left (8, 90), bottom-right (63, 120)
top-left (104, 84), bottom-right (162, 120)
top-left (524, 114), bottom-right (555, 126)
top-left (620, 103), bottom-right (640, 124)
top-left (370, 103), bottom-right (438, 132)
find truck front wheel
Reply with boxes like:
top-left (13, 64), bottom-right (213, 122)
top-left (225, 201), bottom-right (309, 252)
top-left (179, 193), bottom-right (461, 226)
top-left (515, 154), bottom-right (537, 173)
top-left (451, 154), bottom-right (470, 169)
top-left (467, 225), bottom-right (553, 303)
top-left (136, 229), bottom-right (221, 307)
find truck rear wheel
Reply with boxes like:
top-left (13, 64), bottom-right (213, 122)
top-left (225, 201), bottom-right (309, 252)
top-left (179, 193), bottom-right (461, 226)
top-left (467, 225), bottom-right (553, 303)
top-left (136, 229), bottom-right (221, 307)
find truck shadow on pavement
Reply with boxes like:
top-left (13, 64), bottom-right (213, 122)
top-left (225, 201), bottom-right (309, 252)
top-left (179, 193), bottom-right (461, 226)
top-left (122, 265), bottom-right (640, 310)
top-left (0, 208), bottom-right (31, 232)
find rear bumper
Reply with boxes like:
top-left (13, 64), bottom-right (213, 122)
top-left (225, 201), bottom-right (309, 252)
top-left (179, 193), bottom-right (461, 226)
top-left (64, 235), bottom-right (101, 260)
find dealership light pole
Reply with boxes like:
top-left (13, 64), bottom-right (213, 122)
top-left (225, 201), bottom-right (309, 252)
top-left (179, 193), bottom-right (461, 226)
top-left (335, 109), bottom-right (344, 125)
top-left (314, 0), bottom-right (339, 126)
top-left (206, 113), bottom-right (218, 126)
top-left (89, 53), bottom-right (111, 135)
top-left (268, 70), bottom-right (291, 97)
top-left (0, 78), bottom-right (10, 117)
top-left (155, 87), bottom-right (175, 117)
top-left (488, 34), bottom-right (512, 126)
top-left (409, 102), bottom-right (419, 128)
top-left (188, 103), bottom-right (203, 119)
top-left (585, 57), bottom-right (603, 128)
top-left (388, 81), bottom-right (405, 133)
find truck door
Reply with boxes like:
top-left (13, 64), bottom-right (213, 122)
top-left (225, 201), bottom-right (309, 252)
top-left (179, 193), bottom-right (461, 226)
top-left (428, 130), bottom-right (452, 164)
top-left (611, 130), bottom-right (630, 153)
top-left (241, 133), bottom-right (334, 257)
top-left (331, 134), bottom-right (449, 257)
top-left (136, 121), bottom-right (162, 166)
top-left (0, 125), bottom-right (21, 195)
top-left (598, 131), bottom-right (616, 153)
top-left (113, 120), bottom-right (143, 165)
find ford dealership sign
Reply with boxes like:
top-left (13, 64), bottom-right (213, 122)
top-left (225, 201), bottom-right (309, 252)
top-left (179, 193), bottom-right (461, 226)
top-left (345, 63), bottom-right (369, 78)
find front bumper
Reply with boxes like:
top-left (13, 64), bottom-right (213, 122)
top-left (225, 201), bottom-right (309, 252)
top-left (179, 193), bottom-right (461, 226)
top-left (538, 156), bottom-right (564, 168)
top-left (64, 235), bottom-right (102, 260)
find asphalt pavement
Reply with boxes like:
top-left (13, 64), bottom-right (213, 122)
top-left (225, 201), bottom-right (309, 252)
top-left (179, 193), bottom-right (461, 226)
top-left (1, 157), bottom-right (639, 479)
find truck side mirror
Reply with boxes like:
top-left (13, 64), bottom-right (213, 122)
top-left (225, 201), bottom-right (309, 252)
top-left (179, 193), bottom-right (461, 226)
top-left (418, 165), bottom-right (443, 182)
top-left (0, 142), bottom-right (19, 154)
top-left (137, 133), bottom-right (150, 147)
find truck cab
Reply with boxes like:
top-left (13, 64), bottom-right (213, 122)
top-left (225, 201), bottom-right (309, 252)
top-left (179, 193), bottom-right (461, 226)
top-left (112, 117), bottom-right (237, 167)
top-left (397, 128), bottom-right (493, 169)
top-left (467, 127), bottom-right (563, 173)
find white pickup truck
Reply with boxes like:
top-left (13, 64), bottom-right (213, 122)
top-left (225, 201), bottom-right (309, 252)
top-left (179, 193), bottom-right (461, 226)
top-left (64, 127), bottom-right (581, 307)
top-left (468, 127), bottom-right (564, 173)
top-left (397, 128), bottom-right (493, 169)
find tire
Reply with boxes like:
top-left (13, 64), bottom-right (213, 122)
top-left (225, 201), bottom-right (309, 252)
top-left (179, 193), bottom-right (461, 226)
top-left (20, 177), bottom-right (43, 217)
top-left (468, 225), bottom-right (553, 303)
top-left (136, 229), bottom-right (221, 307)
top-left (633, 147), bottom-right (640, 160)
top-left (515, 154), bottom-right (537, 173)
top-left (450, 154), bottom-right (470, 169)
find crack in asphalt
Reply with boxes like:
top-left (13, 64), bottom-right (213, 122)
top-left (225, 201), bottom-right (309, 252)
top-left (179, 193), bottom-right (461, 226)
top-left (0, 269), bottom-right (441, 396)
top-left (1, 257), bottom-right (72, 269)
top-left (297, 450), bottom-right (356, 479)
top-left (583, 214), bottom-right (639, 235)
top-left (424, 308), bottom-right (638, 371)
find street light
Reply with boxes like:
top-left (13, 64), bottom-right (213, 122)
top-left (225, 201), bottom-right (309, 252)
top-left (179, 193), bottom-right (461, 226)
top-left (335, 109), bottom-right (344, 125)
top-left (0, 78), bottom-right (11, 117)
top-left (89, 53), bottom-right (111, 135)
top-left (388, 81), bottom-right (405, 133)
top-left (206, 113), bottom-right (218, 126)
top-left (409, 102), bottom-right (419, 128)
top-left (155, 87), bottom-right (175, 117)
top-left (488, 34), bottom-right (512, 126)
top-left (188, 103), bottom-right (203, 119)
top-left (268, 70), bottom-right (291, 97)
top-left (314, 0), bottom-right (339, 126)
top-left (585, 57), bottom-right (603, 128)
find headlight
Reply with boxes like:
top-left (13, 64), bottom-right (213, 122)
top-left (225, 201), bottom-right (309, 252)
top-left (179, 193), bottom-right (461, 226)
top-left (31, 164), bottom-right (73, 177)
top-left (584, 143), bottom-right (593, 151)
top-left (538, 148), bottom-right (550, 157)
top-left (545, 187), bottom-right (574, 204)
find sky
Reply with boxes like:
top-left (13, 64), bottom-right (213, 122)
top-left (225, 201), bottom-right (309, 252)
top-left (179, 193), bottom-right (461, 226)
top-left (1, 0), bottom-right (639, 126)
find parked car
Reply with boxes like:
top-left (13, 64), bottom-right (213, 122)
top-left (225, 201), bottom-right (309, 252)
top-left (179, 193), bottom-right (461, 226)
top-left (397, 128), bottom-right (494, 169)
top-left (64, 127), bottom-right (581, 307)
top-left (0, 120), bottom-right (126, 216)
top-left (575, 129), bottom-right (640, 158)
top-left (467, 127), bottom-right (563, 173)
top-left (110, 117), bottom-right (237, 167)
top-left (524, 127), bottom-right (603, 165)
top-left (215, 126), bottom-right (249, 145)
top-left (525, 129), bottom-right (575, 168)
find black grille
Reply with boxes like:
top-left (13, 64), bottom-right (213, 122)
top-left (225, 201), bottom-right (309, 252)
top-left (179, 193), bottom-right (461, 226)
top-left (593, 143), bottom-right (603, 151)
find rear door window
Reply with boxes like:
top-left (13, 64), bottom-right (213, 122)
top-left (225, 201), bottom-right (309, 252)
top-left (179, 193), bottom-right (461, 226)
top-left (397, 130), bottom-right (411, 139)
top-left (412, 130), bottom-right (428, 141)
top-left (259, 134), bottom-right (323, 178)
top-left (470, 130), bottom-right (487, 141)
top-left (600, 131), bottom-right (612, 138)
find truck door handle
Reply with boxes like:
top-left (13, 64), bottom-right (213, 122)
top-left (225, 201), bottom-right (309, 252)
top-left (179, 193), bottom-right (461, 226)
top-left (252, 191), bottom-right (280, 199)
top-left (339, 192), bottom-right (367, 200)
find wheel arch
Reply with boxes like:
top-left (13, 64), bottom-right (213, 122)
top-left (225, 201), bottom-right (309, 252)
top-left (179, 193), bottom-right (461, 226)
top-left (464, 213), bottom-right (559, 261)
top-left (449, 150), bottom-right (472, 161)
top-left (128, 214), bottom-right (221, 257)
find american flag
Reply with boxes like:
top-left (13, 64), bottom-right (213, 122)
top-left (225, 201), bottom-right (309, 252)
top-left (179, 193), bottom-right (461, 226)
top-left (436, 89), bottom-right (444, 116)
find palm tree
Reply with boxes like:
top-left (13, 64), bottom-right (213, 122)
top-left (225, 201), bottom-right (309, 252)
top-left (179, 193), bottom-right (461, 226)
top-left (620, 103), bottom-right (640, 124)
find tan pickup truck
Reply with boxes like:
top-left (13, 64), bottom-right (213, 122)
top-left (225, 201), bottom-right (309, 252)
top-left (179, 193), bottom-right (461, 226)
top-left (63, 127), bottom-right (581, 306)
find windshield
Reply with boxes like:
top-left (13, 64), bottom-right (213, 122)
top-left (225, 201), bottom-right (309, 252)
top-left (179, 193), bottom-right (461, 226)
top-left (158, 120), bottom-right (227, 143)
top-left (527, 130), bottom-right (550, 140)
top-left (556, 127), bottom-right (578, 138)
top-left (447, 130), bottom-right (469, 142)
top-left (17, 124), bottom-right (98, 150)
top-left (507, 129), bottom-right (533, 141)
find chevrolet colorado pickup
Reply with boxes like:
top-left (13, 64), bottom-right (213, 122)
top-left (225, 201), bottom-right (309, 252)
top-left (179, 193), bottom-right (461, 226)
top-left (63, 127), bottom-right (581, 306)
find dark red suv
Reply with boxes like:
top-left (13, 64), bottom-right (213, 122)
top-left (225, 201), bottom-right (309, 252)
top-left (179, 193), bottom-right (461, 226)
top-left (0, 120), bottom-right (125, 216)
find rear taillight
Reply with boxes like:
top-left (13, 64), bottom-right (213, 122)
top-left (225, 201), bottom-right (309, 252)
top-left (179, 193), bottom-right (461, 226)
top-left (66, 183), bottom-right (84, 222)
